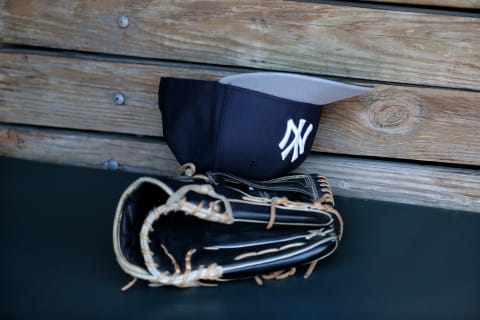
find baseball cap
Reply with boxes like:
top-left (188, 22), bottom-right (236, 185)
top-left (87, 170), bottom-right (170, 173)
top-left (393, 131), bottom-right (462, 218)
top-left (158, 73), bottom-right (372, 180)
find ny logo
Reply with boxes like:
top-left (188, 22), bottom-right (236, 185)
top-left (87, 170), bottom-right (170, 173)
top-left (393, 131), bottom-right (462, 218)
top-left (278, 119), bottom-right (313, 162)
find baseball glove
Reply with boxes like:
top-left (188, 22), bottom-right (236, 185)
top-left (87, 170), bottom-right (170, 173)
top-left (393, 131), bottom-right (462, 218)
top-left (113, 165), bottom-right (343, 289)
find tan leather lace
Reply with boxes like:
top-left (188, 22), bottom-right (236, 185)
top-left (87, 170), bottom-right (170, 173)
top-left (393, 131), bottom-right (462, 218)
top-left (255, 267), bottom-right (297, 285)
top-left (137, 181), bottom-right (234, 288)
top-left (177, 162), bottom-right (209, 181)
top-left (121, 277), bottom-right (138, 291)
top-left (234, 242), bottom-right (305, 261)
top-left (315, 174), bottom-right (335, 206)
top-left (243, 194), bottom-right (343, 239)
top-left (268, 197), bottom-right (289, 229)
top-left (312, 201), bottom-right (343, 240)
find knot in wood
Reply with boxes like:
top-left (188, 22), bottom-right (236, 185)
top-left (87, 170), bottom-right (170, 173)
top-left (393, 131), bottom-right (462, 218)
top-left (372, 104), bottom-right (409, 129)
top-left (0, 128), bottom-right (21, 146)
top-left (367, 91), bottom-right (424, 134)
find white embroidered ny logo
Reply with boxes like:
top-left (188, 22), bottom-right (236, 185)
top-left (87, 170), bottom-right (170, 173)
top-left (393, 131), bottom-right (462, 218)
top-left (278, 119), bottom-right (313, 162)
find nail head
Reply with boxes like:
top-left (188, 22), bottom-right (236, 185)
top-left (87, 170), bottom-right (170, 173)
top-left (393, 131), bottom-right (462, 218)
top-left (118, 16), bottom-right (129, 28)
top-left (106, 159), bottom-right (119, 170)
top-left (113, 93), bottom-right (125, 105)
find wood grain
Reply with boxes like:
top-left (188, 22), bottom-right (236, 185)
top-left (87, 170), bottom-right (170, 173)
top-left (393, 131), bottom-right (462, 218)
top-left (315, 85), bottom-right (480, 165)
top-left (0, 124), bottom-right (179, 174)
top-left (1, 1), bottom-right (479, 89)
top-left (0, 52), bottom-right (228, 137)
top-left (1, 124), bottom-right (478, 212)
top-left (1, 52), bottom-right (479, 166)
top-left (361, 0), bottom-right (480, 9)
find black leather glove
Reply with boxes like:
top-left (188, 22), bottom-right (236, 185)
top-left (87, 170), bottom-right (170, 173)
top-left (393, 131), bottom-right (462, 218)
top-left (113, 167), bottom-right (343, 288)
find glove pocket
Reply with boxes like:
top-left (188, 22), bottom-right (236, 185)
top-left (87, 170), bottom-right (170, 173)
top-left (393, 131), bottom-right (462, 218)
top-left (113, 177), bottom-right (176, 278)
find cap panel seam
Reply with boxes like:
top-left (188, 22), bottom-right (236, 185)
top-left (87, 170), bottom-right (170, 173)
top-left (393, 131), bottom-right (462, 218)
top-left (213, 84), bottom-right (229, 171)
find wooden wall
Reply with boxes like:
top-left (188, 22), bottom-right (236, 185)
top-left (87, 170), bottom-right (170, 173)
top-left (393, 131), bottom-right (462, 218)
top-left (0, 0), bottom-right (479, 212)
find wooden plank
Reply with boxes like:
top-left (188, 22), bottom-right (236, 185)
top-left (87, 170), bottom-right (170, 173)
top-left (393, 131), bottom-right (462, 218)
top-left (315, 85), bottom-right (480, 166)
top-left (361, 0), bottom-right (480, 9)
top-left (1, 124), bottom-right (479, 213)
top-left (0, 52), bottom-right (228, 137)
top-left (1, 52), bottom-right (480, 166)
top-left (0, 124), bottom-right (179, 174)
top-left (1, 1), bottom-right (479, 90)
top-left (301, 156), bottom-right (480, 213)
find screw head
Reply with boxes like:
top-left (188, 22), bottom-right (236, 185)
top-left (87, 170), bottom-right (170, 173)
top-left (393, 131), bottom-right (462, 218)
top-left (106, 159), bottom-right (119, 170)
top-left (113, 93), bottom-right (125, 105)
top-left (118, 16), bottom-right (129, 28)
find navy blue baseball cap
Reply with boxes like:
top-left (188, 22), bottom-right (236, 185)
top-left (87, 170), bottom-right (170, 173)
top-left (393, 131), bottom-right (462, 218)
top-left (158, 73), bottom-right (372, 180)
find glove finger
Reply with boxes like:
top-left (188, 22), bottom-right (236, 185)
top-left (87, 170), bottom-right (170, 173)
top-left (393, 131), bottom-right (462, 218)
top-left (148, 213), bottom-right (337, 280)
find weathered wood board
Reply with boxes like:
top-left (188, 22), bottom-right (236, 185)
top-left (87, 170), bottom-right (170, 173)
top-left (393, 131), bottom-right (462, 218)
top-left (1, 124), bottom-right (478, 213)
top-left (362, 0), bottom-right (480, 9)
top-left (1, 1), bottom-right (479, 89)
top-left (1, 52), bottom-right (480, 166)
top-left (0, 52), bottom-right (227, 136)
